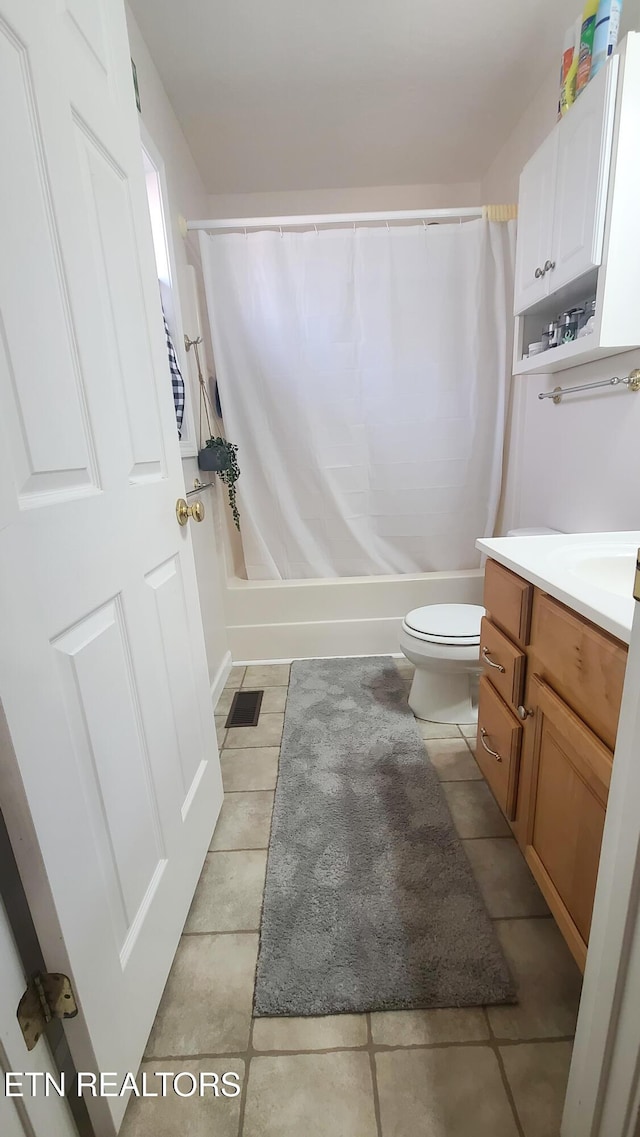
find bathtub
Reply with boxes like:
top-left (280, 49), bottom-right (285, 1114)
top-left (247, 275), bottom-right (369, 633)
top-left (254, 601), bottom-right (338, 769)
top-left (223, 569), bottom-right (484, 662)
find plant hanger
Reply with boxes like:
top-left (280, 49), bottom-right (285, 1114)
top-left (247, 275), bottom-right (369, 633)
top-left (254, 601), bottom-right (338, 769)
top-left (184, 335), bottom-right (241, 529)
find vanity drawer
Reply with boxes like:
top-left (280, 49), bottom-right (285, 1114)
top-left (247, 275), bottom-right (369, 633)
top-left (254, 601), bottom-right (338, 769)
top-left (476, 677), bottom-right (523, 821)
top-left (484, 559), bottom-right (533, 648)
top-left (480, 617), bottom-right (526, 708)
top-left (529, 592), bottom-right (627, 751)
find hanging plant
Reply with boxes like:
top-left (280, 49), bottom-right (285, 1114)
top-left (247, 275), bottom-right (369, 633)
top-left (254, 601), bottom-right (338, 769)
top-left (198, 436), bottom-right (241, 529)
top-left (185, 333), bottom-right (241, 530)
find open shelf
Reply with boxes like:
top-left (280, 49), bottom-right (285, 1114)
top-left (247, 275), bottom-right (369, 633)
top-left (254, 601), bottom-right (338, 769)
top-left (513, 338), bottom-right (636, 375)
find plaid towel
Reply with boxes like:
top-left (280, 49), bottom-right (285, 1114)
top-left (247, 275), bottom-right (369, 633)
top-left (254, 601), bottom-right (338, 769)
top-left (162, 308), bottom-right (185, 438)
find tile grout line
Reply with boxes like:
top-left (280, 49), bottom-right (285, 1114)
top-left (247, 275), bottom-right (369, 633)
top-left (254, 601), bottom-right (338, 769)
top-left (223, 788), bottom-right (278, 794)
top-left (143, 1033), bottom-right (577, 1063)
top-left (366, 1013), bottom-right (384, 1137)
top-left (482, 1006), bottom-right (527, 1137)
top-left (182, 928), bottom-right (261, 937)
top-left (492, 913), bottom-right (553, 922)
top-left (210, 846), bottom-right (270, 853)
top-left (236, 1014), bottom-right (255, 1137)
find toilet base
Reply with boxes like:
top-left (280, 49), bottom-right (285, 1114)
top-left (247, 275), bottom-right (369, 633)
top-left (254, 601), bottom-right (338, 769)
top-left (408, 667), bottom-right (478, 725)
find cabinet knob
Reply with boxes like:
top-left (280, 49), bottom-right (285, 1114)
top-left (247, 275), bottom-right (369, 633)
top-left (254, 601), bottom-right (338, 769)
top-left (517, 705), bottom-right (533, 720)
top-left (534, 266), bottom-right (544, 279)
top-left (543, 259), bottom-right (556, 273)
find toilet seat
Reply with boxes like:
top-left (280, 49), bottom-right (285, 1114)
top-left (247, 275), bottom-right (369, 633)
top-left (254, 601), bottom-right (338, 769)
top-left (402, 603), bottom-right (484, 646)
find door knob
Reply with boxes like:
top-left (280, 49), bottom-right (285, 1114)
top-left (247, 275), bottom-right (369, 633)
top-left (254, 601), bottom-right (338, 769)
top-left (176, 498), bottom-right (205, 526)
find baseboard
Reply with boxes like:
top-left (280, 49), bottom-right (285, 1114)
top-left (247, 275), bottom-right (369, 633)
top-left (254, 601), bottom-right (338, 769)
top-left (209, 649), bottom-right (233, 707)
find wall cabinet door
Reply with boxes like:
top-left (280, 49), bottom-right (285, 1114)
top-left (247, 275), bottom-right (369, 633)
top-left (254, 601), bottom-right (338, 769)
top-left (550, 56), bottom-right (619, 294)
top-left (524, 675), bottom-right (612, 970)
top-left (513, 130), bottom-right (558, 315)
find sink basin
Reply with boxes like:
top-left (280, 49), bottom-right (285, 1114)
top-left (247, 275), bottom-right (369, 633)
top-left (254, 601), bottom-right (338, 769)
top-left (551, 543), bottom-right (637, 598)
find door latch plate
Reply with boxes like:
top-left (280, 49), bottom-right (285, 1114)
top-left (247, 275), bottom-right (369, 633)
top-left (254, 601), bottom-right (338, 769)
top-left (17, 972), bottom-right (78, 1051)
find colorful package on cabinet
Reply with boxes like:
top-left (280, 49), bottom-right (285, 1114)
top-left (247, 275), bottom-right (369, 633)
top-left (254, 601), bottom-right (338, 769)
top-left (560, 17), bottom-right (582, 115)
top-left (591, 0), bottom-right (624, 78)
top-left (576, 0), bottom-right (600, 94)
top-left (558, 23), bottom-right (576, 118)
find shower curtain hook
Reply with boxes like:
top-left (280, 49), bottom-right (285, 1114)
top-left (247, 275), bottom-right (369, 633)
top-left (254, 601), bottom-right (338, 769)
top-left (422, 220), bottom-right (427, 231)
top-left (244, 227), bottom-right (247, 239)
top-left (386, 220), bottom-right (390, 232)
top-left (279, 226), bottom-right (283, 238)
top-left (314, 224), bottom-right (318, 236)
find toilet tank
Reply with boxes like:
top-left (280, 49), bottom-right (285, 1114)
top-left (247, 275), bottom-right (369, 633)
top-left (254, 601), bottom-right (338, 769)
top-left (505, 527), bottom-right (563, 537)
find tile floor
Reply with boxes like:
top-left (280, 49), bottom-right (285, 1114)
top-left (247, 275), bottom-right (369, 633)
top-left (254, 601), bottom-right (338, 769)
top-left (121, 658), bottom-right (582, 1137)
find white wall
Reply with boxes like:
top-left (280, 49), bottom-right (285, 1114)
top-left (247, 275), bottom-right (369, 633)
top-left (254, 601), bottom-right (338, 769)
top-left (206, 181), bottom-right (482, 220)
top-left (125, 5), bottom-right (231, 693)
top-left (484, 31), bottom-right (640, 537)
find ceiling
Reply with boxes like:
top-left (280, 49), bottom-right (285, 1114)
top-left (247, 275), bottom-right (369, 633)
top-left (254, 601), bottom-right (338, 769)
top-left (129, 0), bottom-right (579, 196)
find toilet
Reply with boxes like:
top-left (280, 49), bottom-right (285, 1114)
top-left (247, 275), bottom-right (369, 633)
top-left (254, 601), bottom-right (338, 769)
top-left (400, 526), bottom-right (561, 724)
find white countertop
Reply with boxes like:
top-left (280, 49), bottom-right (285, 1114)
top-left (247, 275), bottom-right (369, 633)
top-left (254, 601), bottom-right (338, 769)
top-left (476, 532), bottom-right (640, 644)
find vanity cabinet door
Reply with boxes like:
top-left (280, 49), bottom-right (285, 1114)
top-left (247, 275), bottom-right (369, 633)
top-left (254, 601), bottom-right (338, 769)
top-left (524, 675), bottom-right (612, 971)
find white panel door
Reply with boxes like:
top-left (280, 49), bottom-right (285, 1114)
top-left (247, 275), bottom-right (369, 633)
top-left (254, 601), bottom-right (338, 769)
top-left (0, 0), bottom-right (223, 1133)
top-left (550, 56), bottom-right (619, 294)
top-left (513, 129), bottom-right (558, 315)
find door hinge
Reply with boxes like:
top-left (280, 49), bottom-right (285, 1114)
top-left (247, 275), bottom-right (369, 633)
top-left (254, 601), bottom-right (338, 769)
top-left (634, 550), bottom-right (640, 603)
top-left (17, 972), bottom-right (78, 1051)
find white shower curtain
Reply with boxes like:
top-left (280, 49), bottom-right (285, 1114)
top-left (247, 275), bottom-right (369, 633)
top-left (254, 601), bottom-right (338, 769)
top-left (200, 220), bottom-right (515, 580)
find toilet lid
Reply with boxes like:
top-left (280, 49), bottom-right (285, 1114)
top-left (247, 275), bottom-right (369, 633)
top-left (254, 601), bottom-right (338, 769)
top-left (403, 604), bottom-right (484, 645)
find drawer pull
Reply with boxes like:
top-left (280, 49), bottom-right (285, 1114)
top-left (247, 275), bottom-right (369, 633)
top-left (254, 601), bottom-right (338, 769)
top-left (480, 728), bottom-right (503, 763)
top-left (482, 646), bottom-right (505, 673)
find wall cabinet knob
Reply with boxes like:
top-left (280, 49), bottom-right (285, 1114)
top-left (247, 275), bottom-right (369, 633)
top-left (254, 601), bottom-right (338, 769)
top-left (543, 259), bottom-right (556, 273)
top-left (535, 266), bottom-right (544, 279)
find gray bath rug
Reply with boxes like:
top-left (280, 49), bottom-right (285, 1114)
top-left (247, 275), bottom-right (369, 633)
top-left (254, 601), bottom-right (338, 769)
top-left (253, 656), bottom-right (515, 1017)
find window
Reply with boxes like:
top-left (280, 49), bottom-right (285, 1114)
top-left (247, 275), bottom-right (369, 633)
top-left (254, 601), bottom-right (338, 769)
top-left (141, 132), bottom-right (196, 456)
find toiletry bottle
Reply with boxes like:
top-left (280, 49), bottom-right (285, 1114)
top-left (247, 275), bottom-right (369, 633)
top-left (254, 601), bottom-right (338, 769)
top-left (591, 0), bottom-right (624, 78)
top-left (576, 0), bottom-right (600, 94)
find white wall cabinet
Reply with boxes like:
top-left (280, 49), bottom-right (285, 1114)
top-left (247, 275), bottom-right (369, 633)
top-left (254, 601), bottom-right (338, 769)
top-left (513, 132), bottom-right (558, 312)
top-left (513, 33), bottom-right (640, 374)
top-left (514, 58), bottom-right (618, 316)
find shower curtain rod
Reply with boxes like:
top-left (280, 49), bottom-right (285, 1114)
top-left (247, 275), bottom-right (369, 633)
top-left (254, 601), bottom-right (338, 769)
top-left (187, 207), bottom-right (483, 232)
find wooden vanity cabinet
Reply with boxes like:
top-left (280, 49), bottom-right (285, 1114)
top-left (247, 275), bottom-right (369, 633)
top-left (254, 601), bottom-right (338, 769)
top-left (522, 675), bottom-right (612, 969)
top-left (478, 559), bottom-right (628, 971)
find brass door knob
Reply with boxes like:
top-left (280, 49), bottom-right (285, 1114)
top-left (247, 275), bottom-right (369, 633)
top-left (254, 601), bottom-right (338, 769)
top-left (176, 498), bottom-right (205, 526)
